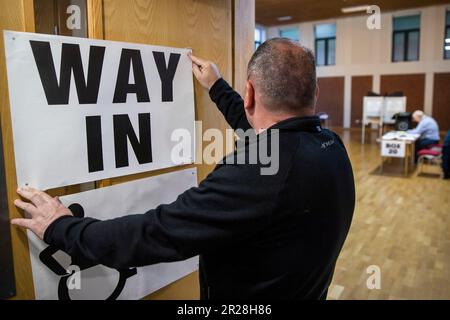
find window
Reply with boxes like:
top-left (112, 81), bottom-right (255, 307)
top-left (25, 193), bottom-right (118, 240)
top-left (445, 10), bottom-right (450, 59)
top-left (255, 27), bottom-right (266, 50)
top-left (392, 15), bottom-right (420, 62)
top-left (279, 27), bottom-right (299, 42)
top-left (314, 23), bottom-right (336, 66)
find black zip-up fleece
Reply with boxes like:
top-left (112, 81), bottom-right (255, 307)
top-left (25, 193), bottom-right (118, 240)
top-left (44, 78), bottom-right (355, 300)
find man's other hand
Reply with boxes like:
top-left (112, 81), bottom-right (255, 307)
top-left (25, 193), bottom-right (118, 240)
top-left (189, 53), bottom-right (221, 90)
top-left (11, 187), bottom-right (73, 240)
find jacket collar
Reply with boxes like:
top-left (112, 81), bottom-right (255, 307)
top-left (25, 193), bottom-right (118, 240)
top-left (268, 116), bottom-right (323, 133)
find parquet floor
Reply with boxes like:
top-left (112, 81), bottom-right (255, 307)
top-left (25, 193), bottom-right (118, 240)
top-left (328, 129), bottom-right (450, 300)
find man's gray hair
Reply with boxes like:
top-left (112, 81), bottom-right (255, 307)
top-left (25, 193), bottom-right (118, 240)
top-left (247, 38), bottom-right (317, 113)
top-left (413, 110), bottom-right (424, 119)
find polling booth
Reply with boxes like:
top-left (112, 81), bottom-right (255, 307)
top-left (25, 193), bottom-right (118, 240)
top-left (361, 96), bottom-right (407, 144)
top-left (0, 0), bottom-right (255, 300)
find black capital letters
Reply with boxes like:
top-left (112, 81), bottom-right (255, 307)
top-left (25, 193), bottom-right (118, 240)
top-left (85, 116), bottom-right (104, 173)
top-left (113, 113), bottom-right (152, 168)
top-left (113, 49), bottom-right (150, 103)
top-left (30, 41), bottom-right (105, 105)
top-left (152, 51), bottom-right (180, 102)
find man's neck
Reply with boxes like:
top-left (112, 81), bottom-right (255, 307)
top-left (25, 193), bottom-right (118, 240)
top-left (254, 110), bottom-right (314, 134)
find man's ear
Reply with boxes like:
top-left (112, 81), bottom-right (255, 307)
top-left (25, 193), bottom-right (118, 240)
top-left (244, 80), bottom-right (255, 113)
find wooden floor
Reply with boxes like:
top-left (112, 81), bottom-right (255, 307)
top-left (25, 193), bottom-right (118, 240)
top-left (328, 129), bottom-right (450, 300)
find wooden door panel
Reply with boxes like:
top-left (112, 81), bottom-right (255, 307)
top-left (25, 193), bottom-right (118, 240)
top-left (351, 76), bottom-right (373, 128)
top-left (100, 0), bottom-right (234, 300)
top-left (380, 74), bottom-right (425, 113)
top-left (432, 73), bottom-right (450, 132)
top-left (316, 77), bottom-right (345, 127)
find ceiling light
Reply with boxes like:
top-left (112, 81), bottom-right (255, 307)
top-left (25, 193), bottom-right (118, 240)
top-left (445, 46), bottom-right (450, 51)
top-left (277, 16), bottom-right (292, 22)
top-left (445, 38), bottom-right (450, 44)
top-left (341, 5), bottom-right (370, 13)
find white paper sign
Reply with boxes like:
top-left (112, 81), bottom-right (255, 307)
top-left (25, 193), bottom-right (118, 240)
top-left (28, 168), bottom-right (198, 300)
top-left (4, 31), bottom-right (195, 190)
top-left (381, 140), bottom-right (406, 158)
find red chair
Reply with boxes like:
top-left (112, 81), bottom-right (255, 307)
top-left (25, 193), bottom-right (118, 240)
top-left (417, 144), bottom-right (443, 176)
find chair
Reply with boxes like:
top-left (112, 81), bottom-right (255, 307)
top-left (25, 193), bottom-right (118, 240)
top-left (417, 144), bottom-right (443, 176)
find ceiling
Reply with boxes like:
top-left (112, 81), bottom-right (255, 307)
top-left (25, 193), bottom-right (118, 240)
top-left (256, 0), bottom-right (450, 26)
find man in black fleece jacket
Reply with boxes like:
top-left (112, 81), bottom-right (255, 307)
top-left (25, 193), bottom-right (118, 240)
top-left (12, 38), bottom-right (355, 300)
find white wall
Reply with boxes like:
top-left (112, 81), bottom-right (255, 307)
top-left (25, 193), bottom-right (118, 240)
top-left (264, 5), bottom-right (450, 128)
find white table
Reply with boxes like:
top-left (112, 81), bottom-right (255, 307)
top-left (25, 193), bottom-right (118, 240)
top-left (377, 132), bottom-right (420, 176)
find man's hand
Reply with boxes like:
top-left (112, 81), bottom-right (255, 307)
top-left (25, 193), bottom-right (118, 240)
top-left (189, 53), bottom-right (221, 90)
top-left (11, 187), bottom-right (73, 240)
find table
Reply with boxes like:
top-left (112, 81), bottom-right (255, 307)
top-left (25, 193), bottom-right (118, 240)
top-left (377, 131), bottom-right (420, 176)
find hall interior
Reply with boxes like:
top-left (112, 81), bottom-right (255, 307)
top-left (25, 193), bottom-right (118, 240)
top-left (256, 0), bottom-right (450, 299)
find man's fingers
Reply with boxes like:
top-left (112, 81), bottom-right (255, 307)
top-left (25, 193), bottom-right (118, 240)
top-left (189, 54), bottom-right (207, 67)
top-left (192, 63), bottom-right (202, 78)
top-left (17, 186), bottom-right (51, 201)
top-left (11, 218), bottom-right (34, 230)
top-left (38, 190), bottom-right (53, 201)
top-left (17, 187), bottom-right (52, 204)
top-left (16, 186), bottom-right (37, 200)
top-left (31, 194), bottom-right (48, 207)
top-left (14, 199), bottom-right (38, 216)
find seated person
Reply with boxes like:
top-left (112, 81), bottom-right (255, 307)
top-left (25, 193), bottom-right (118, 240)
top-left (443, 130), bottom-right (450, 180)
top-left (407, 110), bottom-right (440, 161)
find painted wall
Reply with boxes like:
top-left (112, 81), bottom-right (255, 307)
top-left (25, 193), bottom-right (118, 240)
top-left (264, 5), bottom-right (450, 128)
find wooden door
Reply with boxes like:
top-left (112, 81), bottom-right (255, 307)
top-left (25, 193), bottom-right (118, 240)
top-left (380, 74), bottom-right (425, 113)
top-left (351, 76), bottom-right (373, 128)
top-left (316, 76), bottom-right (345, 128)
top-left (0, 0), bottom-right (254, 300)
top-left (432, 73), bottom-right (450, 132)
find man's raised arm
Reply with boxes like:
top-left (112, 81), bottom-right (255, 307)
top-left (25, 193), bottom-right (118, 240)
top-left (190, 54), bottom-right (251, 131)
